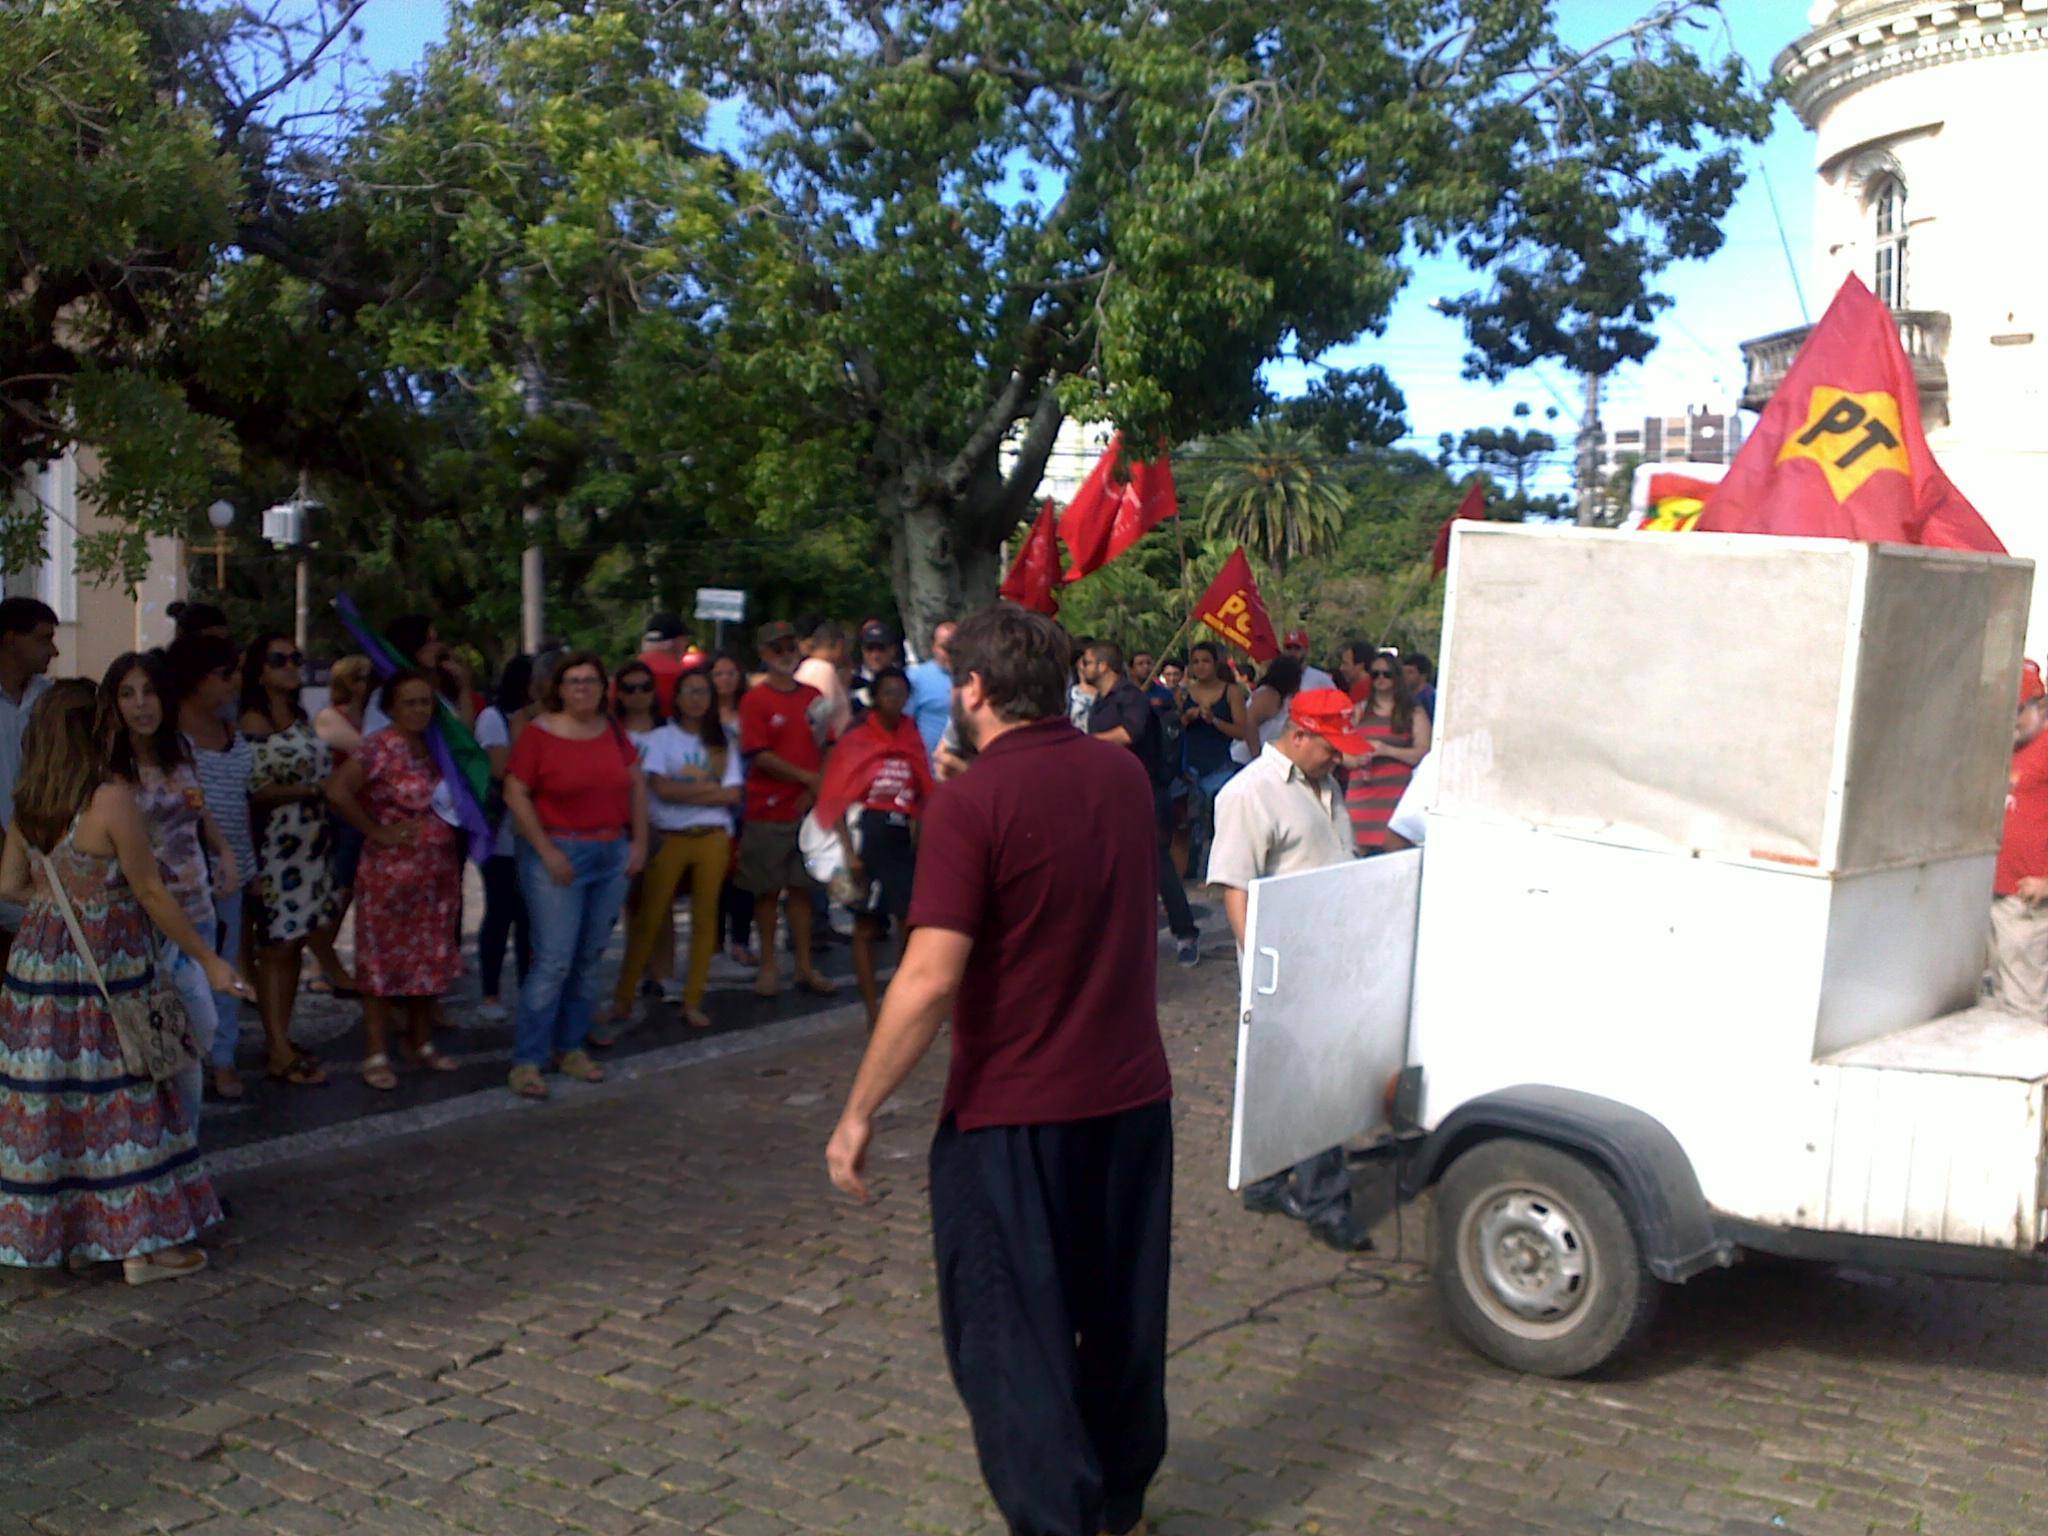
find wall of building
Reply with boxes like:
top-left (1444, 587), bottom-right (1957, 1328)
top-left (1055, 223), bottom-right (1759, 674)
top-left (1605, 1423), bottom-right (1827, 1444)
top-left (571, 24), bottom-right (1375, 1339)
top-left (1803, 40), bottom-right (2048, 641)
top-left (3, 447), bottom-right (186, 683)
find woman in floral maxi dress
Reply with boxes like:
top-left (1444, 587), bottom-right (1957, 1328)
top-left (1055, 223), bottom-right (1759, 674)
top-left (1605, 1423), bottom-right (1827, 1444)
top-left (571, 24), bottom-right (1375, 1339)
top-left (0, 681), bottom-right (246, 1284)
top-left (325, 671), bottom-right (463, 1091)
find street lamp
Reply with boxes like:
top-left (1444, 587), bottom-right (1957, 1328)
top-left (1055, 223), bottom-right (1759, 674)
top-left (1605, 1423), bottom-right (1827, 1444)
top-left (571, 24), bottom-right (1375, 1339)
top-left (201, 500), bottom-right (235, 589)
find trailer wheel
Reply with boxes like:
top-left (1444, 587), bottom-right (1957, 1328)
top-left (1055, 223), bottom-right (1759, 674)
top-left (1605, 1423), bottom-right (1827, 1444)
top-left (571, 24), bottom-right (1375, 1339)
top-left (1432, 1137), bottom-right (1660, 1377)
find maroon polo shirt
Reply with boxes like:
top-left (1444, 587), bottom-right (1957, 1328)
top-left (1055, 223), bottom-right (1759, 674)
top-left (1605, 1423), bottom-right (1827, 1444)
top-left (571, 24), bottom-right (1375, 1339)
top-left (908, 716), bottom-right (1171, 1129)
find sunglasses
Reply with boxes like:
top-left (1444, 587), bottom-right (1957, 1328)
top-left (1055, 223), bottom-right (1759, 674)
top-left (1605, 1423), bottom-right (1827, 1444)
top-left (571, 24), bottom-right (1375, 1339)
top-left (267, 650), bottom-right (303, 667)
top-left (619, 680), bottom-right (654, 695)
top-left (1369, 669), bottom-right (1395, 679)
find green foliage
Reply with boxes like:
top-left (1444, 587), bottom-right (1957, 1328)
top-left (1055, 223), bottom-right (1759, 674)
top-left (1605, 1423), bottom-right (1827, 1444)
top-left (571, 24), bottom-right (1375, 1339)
top-left (1188, 423), bottom-right (1351, 576)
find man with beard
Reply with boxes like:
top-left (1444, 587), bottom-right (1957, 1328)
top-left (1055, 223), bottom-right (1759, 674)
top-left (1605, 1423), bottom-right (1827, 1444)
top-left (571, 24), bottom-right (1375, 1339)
top-left (826, 604), bottom-right (1171, 1536)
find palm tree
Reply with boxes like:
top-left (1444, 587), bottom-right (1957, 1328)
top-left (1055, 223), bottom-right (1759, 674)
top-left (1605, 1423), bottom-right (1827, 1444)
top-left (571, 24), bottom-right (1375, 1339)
top-left (1195, 421), bottom-right (1350, 575)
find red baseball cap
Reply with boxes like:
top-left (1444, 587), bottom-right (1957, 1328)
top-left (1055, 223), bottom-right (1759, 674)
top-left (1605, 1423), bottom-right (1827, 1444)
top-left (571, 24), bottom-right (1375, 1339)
top-left (2021, 659), bottom-right (2044, 708)
top-left (1282, 628), bottom-right (1311, 649)
top-left (1287, 688), bottom-right (1371, 754)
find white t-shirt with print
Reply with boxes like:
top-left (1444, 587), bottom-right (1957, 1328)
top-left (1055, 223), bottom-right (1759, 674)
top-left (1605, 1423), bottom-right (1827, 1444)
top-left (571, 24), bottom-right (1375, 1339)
top-left (640, 724), bottom-right (742, 833)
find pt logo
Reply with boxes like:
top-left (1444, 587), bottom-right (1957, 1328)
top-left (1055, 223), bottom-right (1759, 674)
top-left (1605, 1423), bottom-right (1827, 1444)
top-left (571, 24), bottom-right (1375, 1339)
top-left (1209, 593), bottom-right (1252, 646)
top-left (1777, 387), bottom-right (1911, 502)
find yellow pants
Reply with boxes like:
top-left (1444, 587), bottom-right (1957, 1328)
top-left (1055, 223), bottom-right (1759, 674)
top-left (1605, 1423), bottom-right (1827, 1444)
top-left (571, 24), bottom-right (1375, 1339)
top-left (615, 829), bottom-right (730, 1010)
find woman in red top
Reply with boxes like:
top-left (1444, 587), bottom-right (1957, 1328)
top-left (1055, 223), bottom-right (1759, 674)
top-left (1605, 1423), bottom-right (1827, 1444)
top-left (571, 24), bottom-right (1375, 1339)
top-left (812, 669), bottom-right (934, 1026)
top-left (502, 651), bottom-right (648, 1100)
top-left (326, 670), bottom-right (464, 1090)
top-left (1342, 653), bottom-right (1432, 855)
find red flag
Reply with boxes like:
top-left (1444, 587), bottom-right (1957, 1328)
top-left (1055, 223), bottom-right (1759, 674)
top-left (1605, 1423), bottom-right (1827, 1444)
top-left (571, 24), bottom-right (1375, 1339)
top-left (813, 713), bottom-right (936, 832)
top-left (1697, 275), bottom-right (2001, 551)
top-left (999, 499), bottom-right (1064, 615)
top-left (1637, 472), bottom-right (1719, 533)
top-left (1431, 479), bottom-right (1488, 575)
top-left (1060, 434), bottom-right (1178, 583)
top-left (1192, 547), bottom-right (1280, 663)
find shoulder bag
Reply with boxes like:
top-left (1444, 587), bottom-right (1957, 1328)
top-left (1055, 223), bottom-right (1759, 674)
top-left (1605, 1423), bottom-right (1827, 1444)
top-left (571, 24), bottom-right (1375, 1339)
top-left (31, 849), bottom-right (196, 1083)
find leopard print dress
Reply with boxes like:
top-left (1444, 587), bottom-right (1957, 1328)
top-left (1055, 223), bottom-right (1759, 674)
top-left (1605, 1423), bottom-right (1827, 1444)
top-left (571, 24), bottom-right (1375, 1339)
top-left (247, 719), bottom-right (339, 945)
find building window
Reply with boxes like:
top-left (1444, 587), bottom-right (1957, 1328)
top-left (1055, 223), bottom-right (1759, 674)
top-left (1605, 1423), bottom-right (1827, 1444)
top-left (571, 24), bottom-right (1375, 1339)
top-left (1871, 177), bottom-right (1907, 309)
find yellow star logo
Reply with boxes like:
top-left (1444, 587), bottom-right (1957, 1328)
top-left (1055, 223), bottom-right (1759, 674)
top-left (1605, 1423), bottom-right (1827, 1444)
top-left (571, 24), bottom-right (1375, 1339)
top-left (1777, 387), bottom-right (1911, 503)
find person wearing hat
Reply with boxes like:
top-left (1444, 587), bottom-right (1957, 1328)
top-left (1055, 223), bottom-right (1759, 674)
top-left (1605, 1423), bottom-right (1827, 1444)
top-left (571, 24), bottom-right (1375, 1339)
top-left (1991, 660), bottom-right (2048, 1021)
top-left (640, 611), bottom-right (690, 715)
top-left (1206, 687), bottom-right (1376, 1252)
top-left (736, 621), bottom-right (837, 998)
top-left (1280, 629), bottom-right (1336, 694)
top-left (849, 619), bottom-right (901, 721)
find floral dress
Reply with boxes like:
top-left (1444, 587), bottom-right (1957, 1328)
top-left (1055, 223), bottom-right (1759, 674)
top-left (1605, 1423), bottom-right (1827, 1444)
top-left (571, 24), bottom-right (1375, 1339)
top-left (352, 729), bottom-right (462, 998)
top-left (248, 719), bottom-right (338, 944)
top-left (134, 763), bottom-right (217, 940)
top-left (0, 819), bottom-right (221, 1267)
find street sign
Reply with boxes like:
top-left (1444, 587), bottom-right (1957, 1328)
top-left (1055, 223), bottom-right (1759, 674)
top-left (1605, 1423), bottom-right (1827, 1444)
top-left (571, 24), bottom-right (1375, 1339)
top-left (695, 587), bottom-right (747, 623)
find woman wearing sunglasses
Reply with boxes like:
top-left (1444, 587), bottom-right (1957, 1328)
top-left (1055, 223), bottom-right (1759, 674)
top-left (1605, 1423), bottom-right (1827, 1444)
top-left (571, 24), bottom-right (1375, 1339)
top-left (1343, 651), bottom-right (1431, 855)
top-left (234, 635), bottom-right (340, 1092)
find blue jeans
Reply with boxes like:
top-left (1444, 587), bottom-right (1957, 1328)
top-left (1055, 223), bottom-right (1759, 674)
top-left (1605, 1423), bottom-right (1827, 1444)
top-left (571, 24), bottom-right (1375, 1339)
top-left (208, 889), bottom-right (243, 1068)
top-left (1185, 763), bottom-right (1240, 881)
top-left (164, 946), bottom-right (219, 1132)
top-left (514, 839), bottom-right (631, 1067)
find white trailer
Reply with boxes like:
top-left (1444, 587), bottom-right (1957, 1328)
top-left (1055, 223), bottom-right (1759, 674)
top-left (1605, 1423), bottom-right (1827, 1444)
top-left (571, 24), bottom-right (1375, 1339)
top-left (1230, 524), bottom-right (2043, 1376)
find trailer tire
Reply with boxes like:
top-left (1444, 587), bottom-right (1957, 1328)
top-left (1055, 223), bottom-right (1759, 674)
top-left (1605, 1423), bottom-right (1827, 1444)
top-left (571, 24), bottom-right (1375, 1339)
top-left (1433, 1137), bottom-right (1660, 1377)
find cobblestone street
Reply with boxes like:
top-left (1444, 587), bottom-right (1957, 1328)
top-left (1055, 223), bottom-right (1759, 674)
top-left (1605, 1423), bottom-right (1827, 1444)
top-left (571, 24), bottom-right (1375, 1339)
top-left (5, 934), bottom-right (2048, 1536)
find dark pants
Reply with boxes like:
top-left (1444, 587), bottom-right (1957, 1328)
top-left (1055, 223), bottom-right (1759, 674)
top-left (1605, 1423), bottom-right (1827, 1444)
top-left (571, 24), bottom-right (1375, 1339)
top-left (1245, 1145), bottom-right (1350, 1224)
top-left (1155, 788), bottom-right (1196, 942)
top-left (478, 853), bottom-right (532, 998)
top-left (719, 875), bottom-right (755, 949)
top-left (930, 1102), bottom-right (1172, 1536)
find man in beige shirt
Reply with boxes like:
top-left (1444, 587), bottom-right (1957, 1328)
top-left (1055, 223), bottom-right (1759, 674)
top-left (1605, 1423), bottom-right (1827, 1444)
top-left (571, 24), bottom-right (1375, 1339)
top-left (1208, 688), bottom-right (1375, 1251)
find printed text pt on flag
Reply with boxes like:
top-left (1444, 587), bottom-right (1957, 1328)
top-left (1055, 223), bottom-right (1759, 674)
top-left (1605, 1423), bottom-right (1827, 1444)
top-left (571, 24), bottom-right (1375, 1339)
top-left (1696, 274), bottom-right (2002, 553)
top-left (1192, 547), bottom-right (1280, 663)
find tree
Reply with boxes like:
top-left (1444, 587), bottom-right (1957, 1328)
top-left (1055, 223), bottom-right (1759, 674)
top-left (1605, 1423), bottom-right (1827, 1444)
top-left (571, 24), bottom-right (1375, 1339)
top-left (1189, 422), bottom-right (1349, 575)
top-left (1440, 425), bottom-right (1564, 518)
top-left (643, 0), bottom-right (1768, 643)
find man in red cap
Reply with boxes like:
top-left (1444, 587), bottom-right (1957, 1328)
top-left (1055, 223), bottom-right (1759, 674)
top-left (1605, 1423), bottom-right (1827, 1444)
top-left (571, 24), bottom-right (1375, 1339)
top-left (1281, 628), bottom-right (1336, 694)
top-left (1991, 660), bottom-right (2048, 1019)
top-left (1206, 687), bottom-right (1375, 1251)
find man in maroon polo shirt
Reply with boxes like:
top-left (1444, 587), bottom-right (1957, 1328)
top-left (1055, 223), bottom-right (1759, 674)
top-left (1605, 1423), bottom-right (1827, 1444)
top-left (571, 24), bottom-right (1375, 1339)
top-left (826, 604), bottom-right (1170, 1536)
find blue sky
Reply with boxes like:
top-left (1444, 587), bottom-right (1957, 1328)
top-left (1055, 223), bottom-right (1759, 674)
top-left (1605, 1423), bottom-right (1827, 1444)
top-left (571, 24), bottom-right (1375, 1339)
top-left (345, 1), bottom-right (1819, 472)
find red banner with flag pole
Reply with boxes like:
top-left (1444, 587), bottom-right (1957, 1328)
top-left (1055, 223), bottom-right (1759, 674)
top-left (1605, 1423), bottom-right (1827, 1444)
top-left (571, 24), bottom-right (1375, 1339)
top-left (998, 499), bottom-right (1064, 615)
top-left (1192, 547), bottom-right (1280, 663)
top-left (1059, 433), bottom-right (1179, 583)
top-left (1697, 274), bottom-right (2002, 551)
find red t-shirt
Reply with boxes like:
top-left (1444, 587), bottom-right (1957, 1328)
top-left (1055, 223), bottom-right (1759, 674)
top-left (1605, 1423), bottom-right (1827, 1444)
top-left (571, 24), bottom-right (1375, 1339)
top-left (908, 717), bottom-right (1172, 1130)
top-left (507, 721), bottom-right (637, 836)
top-left (739, 681), bottom-right (824, 822)
top-left (1996, 733), bottom-right (2048, 895)
top-left (641, 649), bottom-right (685, 715)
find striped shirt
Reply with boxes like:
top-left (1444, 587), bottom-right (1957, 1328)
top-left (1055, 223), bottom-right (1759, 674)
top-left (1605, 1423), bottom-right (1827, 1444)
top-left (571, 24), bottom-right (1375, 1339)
top-left (1343, 711), bottom-right (1417, 855)
top-left (185, 731), bottom-right (256, 882)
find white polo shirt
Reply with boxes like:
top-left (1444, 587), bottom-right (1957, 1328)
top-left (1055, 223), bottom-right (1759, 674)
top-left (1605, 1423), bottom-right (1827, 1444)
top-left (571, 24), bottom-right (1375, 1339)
top-left (1206, 740), bottom-right (1354, 890)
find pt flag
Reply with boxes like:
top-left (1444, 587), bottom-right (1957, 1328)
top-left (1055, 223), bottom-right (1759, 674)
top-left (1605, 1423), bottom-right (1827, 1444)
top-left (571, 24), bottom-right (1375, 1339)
top-left (1059, 433), bottom-right (1178, 583)
top-left (998, 499), bottom-right (1064, 615)
top-left (1192, 547), bottom-right (1280, 663)
top-left (1697, 274), bottom-right (2002, 552)
top-left (1637, 472), bottom-right (1719, 533)
top-left (1431, 479), bottom-right (1488, 575)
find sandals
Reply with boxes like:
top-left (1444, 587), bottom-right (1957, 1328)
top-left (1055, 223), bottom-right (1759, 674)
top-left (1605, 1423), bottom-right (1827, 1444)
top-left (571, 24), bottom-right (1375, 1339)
top-left (683, 1007), bottom-right (712, 1030)
top-left (265, 1053), bottom-right (328, 1087)
top-left (555, 1050), bottom-right (606, 1084)
top-left (795, 972), bottom-right (840, 998)
top-left (508, 1064), bottom-right (549, 1100)
top-left (123, 1248), bottom-right (208, 1286)
top-left (412, 1044), bottom-right (459, 1074)
top-left (305, 974), bottom-right (360, 1000)
top-left (726, 943), bottom-right (760, 967)
top-left (210, 1065), bottom-right (247, 1100)
top-left (360, 1054), bottom-right (398, 1092)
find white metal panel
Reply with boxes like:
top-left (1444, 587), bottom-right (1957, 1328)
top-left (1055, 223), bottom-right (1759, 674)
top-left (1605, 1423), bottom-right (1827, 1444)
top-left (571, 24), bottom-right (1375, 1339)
top-left (1812, 855), bottom-right (1998, 1056)
top-left (1228, 852), bottom-right (1421, 1190)
top-left (1409, 817), bottom-right (1832, 1225)
top-left (1824, 1005), bottom-right (2048, 1079)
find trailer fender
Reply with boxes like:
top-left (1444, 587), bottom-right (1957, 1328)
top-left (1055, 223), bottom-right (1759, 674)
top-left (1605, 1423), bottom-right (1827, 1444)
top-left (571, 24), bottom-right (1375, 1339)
top-left (1403, 1085), bottom-right (1736, 1283)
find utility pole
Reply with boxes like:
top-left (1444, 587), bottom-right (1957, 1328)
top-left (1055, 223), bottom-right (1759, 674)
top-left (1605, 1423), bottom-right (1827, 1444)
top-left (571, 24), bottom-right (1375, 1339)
top-left (293, 470), bottom-right (311, 653)
top-left (1574, 370), bottom-right (1605, 526)
top-left (520, 359), bottom-right (546, 652)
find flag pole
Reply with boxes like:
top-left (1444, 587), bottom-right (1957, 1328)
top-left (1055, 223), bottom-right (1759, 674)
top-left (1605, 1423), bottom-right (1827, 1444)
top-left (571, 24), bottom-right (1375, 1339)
top-left (1153, 611), bottom-right (1199, 666)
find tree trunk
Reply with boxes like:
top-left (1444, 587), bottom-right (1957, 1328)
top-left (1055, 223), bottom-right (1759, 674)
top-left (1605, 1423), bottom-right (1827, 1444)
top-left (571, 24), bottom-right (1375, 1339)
top-left (886, 487), bottom-right (1003, 654)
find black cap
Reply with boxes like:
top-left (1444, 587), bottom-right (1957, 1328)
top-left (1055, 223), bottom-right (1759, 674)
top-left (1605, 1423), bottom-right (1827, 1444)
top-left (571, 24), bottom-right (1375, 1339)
top-left (755, 620), bottom-right (798, 649)
top-left (645, 611), bottom-right (687, 641)
top-left (859, 620), bottom-right (898, 648)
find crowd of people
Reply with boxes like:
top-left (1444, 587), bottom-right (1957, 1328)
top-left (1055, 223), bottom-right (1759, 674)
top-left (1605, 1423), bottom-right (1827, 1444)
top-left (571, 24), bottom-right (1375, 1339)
top-left (0, 581), bottom-right (1433, 1291)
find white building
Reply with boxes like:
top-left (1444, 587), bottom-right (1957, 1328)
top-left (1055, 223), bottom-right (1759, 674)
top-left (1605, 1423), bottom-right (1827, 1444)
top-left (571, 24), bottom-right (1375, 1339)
top-left (3, 448), bottom-right (186, 679)
top-left (1597, 406), bottom-right (1746, 480)
top-left (1745, 0), bottom-right (2048, 641)
top-left (1000, 416), bottom-right (1116, 508)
